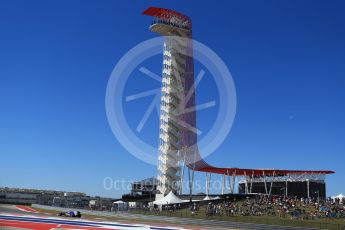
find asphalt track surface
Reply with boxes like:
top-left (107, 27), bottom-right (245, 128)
top-left (0, 204), bottom-right (189, 230)
top-left (0, 204), bottom-right (326, 230)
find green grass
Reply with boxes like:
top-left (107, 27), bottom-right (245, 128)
top-left (130, 208), bottom-right (345, 230)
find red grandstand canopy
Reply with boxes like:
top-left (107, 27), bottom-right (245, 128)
top-left (193, 163), bottom-right (335, 176)
top-left (187, 159), bottom-right (334, 176)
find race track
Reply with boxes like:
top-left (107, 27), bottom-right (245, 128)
top-left (0, 204), bottom-right (323, 230)
top-left (0, 205), bottom-right (190, 230)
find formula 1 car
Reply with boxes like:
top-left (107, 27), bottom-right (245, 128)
top-left (58, 210), bottom-right (81, 218)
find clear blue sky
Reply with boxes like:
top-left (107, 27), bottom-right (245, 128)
top-left (0, 0), bottom-right (344, 198)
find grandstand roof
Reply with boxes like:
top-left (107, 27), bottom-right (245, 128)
top-left (192, 163), bottom-right (335, 176)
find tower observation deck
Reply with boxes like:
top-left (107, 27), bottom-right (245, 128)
top-left (142, 7), bottom-right (334, 199)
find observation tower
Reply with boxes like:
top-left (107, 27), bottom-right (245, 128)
top-left (142, 7), bottom-right (198, 198)
top-left (142, 7), bottom-right (334, 200)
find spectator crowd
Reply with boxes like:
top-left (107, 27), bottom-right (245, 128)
top-left (202, 195), bottom-right (345, 220)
